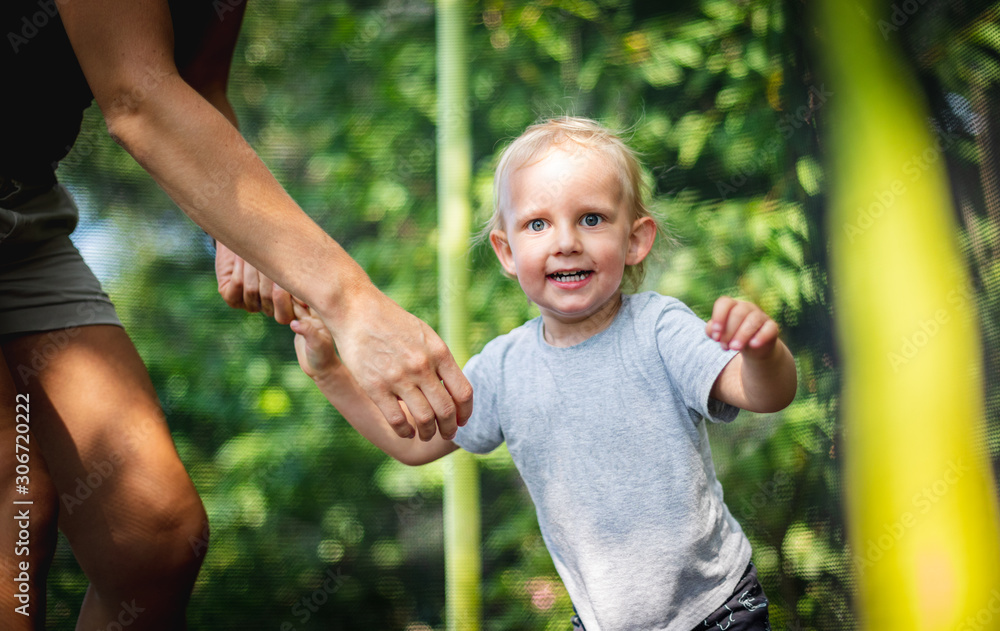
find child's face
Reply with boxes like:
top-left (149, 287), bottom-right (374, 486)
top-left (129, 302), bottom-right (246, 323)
top-left (490, 147), bottom-right (655, 335)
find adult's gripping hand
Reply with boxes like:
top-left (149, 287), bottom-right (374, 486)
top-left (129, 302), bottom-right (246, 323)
top-left (215, 242), bottom-right (471, 440)
top-left (216, 242), bottom-right (296, 324)
top-left (322, 286), bottom-right (473, 442)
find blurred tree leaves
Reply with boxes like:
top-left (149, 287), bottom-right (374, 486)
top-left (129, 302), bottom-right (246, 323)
top-left (46, 0), bottom-right (1000, 629)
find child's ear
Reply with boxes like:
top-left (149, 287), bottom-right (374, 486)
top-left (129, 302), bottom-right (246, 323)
top-left (489, 229), bottom-right (517, 278)
top-left (626, 216), bottom-right (656, 266)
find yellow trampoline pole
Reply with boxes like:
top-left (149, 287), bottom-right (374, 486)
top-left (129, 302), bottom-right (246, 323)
top-left (820, 1), bottom-right (1000, 628)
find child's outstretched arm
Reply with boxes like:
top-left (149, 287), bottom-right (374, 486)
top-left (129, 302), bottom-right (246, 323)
top-left (705, 296), bottom-right (798, 413)
top-left (291, 303), bottom-right (460, 466)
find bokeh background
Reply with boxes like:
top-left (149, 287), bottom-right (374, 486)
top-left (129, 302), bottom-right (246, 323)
top-left (48, 0), bottom-right (1000, 628)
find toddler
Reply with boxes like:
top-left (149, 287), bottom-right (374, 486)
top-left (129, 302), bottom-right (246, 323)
top-left (291, 117), bottom-right (797, 630)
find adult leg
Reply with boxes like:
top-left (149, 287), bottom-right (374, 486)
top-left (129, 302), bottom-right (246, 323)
top-left (2, 325), bottom-right (209, 631)
top-left (0, 352), bottom-right (60, 631)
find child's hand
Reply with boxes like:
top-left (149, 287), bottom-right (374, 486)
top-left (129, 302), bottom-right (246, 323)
top-left (705, 296), bottom-right (780, 360)
top-left (291, 302), bottom-right (342, 380)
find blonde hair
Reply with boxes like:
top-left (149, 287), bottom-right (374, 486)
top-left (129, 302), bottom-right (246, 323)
top-left (484, 117), bottom-right (656, 290)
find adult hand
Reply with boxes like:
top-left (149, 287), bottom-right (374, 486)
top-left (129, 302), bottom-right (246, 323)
top-left (215, 242), bottom-right (295, 324)
top-left (322, 287), bottom-right (473, 442)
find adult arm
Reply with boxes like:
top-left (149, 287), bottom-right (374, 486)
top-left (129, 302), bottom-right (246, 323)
top-left (214, 242), bottom-right (295, 324)
top-left (57, 0), bottom-right (472, 438)
top-left (174, 0), bottom-right (296, 323)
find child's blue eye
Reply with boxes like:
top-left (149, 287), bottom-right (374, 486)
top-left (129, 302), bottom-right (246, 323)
top-left (529, 219), bottom-right (545, 231)
top-left (583, 214), bottom-right (601, 227)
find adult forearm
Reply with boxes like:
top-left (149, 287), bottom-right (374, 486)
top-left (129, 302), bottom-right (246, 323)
top-left (102, 73), bottom-right (473, 435)
top-left (738, 342), bottom-right (798, 413)
top-left (104, 74), bottom-right (369, 321)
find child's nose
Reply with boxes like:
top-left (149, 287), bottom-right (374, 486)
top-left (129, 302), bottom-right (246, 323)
top-left (552, 223), bottom-right (582, 254)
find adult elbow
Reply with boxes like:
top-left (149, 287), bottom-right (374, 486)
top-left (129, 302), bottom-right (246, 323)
top-left (104, 113), bottom-right (132, 151)
top-left (101, 69), bottom-right (178, 157)
top-left (104, 108), bottom-right (153, 167)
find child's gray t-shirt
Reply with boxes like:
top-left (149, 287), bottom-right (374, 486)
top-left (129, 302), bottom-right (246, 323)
top-left (453, 291), bottom-right (753, 631)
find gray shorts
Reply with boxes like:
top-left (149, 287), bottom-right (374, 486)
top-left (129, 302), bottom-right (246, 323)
top-left (0, 184), bottom-right (122, 338)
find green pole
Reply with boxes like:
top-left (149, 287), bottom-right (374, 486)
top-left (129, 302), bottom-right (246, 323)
top-left (436, 0), bottom-right (481, 628)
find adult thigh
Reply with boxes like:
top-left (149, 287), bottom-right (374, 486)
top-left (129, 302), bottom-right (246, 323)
top-left (2, 325), bottom-right (208, 626)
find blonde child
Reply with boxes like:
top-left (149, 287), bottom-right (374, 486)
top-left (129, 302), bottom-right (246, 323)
top-left (290, 118), bottom-right (796, 630)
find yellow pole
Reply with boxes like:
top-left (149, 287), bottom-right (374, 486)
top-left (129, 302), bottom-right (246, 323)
top-left (821, 1), bottom-right (1000, 628)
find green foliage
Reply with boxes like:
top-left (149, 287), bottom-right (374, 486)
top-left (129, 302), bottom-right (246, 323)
top-left (46, 0), bottom-right (1000, 629)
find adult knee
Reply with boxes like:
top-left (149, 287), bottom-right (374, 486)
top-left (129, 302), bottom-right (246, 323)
top-left (82, 479), bottom-right (209, 599)
top-left (131, 482), bottom-right (210, 583)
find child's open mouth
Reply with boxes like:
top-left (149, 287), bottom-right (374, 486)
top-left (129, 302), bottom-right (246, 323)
top-left (547, 270), bottom-right (593, 283)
